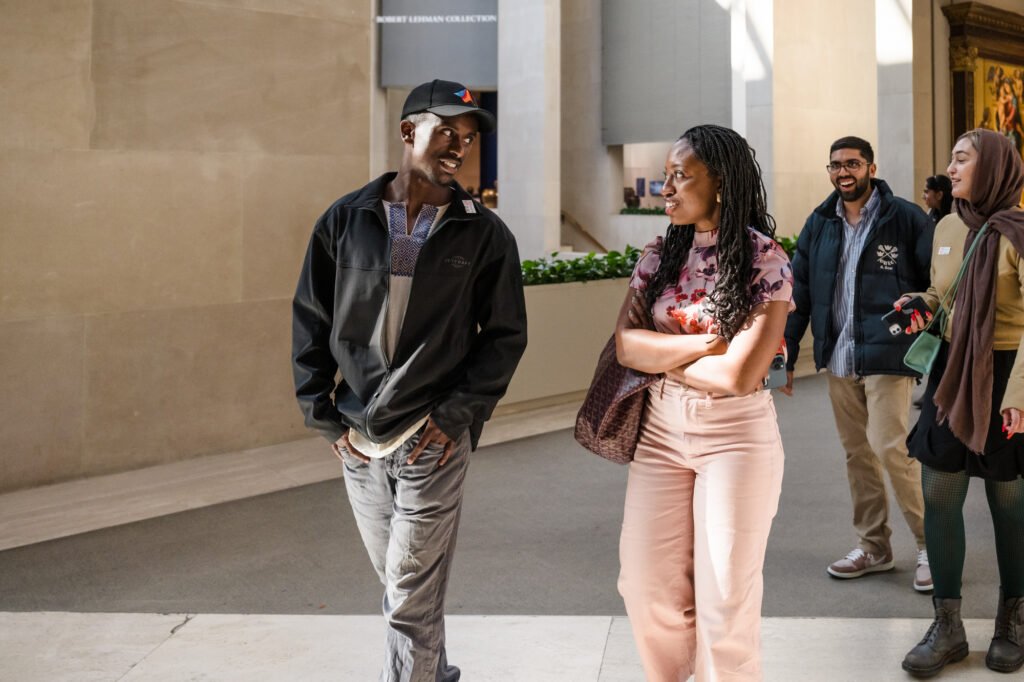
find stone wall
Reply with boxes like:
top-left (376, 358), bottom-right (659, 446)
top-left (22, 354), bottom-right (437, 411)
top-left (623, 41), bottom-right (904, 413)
top-left (0, 0), bottom-right (372, 490)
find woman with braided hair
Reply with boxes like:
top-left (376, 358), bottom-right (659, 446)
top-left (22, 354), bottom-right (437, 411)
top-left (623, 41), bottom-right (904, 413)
top-left (614, 124), bottom-right (793, 681)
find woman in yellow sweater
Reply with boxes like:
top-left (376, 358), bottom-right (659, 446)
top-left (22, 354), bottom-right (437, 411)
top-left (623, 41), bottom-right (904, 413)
top-left (898, 128), bottom-right (1024, 677)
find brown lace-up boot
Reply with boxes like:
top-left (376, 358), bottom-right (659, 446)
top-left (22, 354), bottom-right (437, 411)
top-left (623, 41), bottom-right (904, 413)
top-left (986, 588), bottom-right (1024, 673)
top-left (902, 597), bottom-right (969, 678)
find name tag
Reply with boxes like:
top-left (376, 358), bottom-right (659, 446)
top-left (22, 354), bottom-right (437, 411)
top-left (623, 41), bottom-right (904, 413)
top-left (938, 246), bottom-right (950, 255)
top-left (463, 200), bottom-right (476, 213)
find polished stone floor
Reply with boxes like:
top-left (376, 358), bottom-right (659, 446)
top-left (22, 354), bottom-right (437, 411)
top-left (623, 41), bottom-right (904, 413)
top-left (0, 612), bottom-right (1001, 681)
top-left (0, 381), bottom-right (1010, 681)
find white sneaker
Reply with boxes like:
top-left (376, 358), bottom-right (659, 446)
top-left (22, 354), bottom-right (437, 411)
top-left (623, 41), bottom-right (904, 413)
top-left (827, 547), bottom-right (895, 578)
top-left (914, 549), bottom-right (933, 592)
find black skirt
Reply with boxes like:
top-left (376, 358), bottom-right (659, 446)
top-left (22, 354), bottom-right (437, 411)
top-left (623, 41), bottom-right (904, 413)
top-left (907, 342), bottom-right (1024, 481)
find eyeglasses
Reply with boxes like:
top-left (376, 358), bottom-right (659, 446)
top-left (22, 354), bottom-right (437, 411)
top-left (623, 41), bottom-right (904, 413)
top-left (826, 160), bottom-right (868, 174)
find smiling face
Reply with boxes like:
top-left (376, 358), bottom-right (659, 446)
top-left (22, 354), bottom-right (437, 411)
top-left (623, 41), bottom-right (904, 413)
top-left (947, 136), bottom-right (978, 200)
top-left (661, 139), bottom-right (721, 231)
top-left (402, 112), bottom-right (479, 186)
top-left (829, 148), bottom-right (875, 203)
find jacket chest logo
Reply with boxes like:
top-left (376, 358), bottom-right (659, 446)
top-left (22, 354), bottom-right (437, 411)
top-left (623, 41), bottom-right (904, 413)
top-left (876, 244), bottom-right (898, 271)
top-left (445, 255), bottom-right (470, 269)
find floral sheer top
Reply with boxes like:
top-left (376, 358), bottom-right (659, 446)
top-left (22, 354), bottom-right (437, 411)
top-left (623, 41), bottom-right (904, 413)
top-left (629, 227), bottom-right (795, 338)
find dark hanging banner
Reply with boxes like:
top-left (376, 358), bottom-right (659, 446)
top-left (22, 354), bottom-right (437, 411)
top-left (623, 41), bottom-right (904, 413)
top-left (378, 0), bottom-right (498, 88)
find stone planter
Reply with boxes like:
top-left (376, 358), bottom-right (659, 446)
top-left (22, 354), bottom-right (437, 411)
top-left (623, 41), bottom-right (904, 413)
top-left (497, 278), bottom-right (629, 410)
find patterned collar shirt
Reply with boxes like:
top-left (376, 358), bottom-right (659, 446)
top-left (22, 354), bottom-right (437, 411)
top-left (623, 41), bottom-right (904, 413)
top-left (827, 187), bottom-right (881, 378)
top-left (346, 199), bottom-right (448, 459)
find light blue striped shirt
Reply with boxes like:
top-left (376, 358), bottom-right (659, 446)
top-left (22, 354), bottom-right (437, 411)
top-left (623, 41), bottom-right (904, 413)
top-left (827, 188), bottom-right (881, 377)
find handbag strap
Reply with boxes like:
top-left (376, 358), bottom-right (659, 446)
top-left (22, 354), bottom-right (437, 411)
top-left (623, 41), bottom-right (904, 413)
top-left (921, 222), bottom-right (989, 337)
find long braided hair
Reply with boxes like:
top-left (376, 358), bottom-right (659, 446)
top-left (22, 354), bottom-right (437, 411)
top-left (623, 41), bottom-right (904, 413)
top-left (642, 124), bottom-right (776, 341)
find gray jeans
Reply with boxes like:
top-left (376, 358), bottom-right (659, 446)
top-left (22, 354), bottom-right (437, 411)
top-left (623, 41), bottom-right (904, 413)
top-left (340, 427), bottom-right (470, 682)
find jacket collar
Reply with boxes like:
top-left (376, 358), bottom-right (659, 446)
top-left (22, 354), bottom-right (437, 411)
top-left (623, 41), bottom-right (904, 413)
top-left (351, 172), bottom-right (478, 221)
top-left (813, 178), bottom-right (896, 220)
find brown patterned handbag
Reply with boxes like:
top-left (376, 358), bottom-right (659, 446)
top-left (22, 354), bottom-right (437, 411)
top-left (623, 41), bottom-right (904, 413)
top-left (574, 336), bottom-right (660, 464)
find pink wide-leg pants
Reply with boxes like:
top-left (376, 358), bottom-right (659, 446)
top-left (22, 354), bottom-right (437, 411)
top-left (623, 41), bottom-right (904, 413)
top-left (618, 378), bottom-right (785, 682)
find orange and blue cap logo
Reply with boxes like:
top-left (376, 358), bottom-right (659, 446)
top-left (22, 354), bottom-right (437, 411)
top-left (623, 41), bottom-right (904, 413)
top-left (455, 89), bottom-right (474, 104)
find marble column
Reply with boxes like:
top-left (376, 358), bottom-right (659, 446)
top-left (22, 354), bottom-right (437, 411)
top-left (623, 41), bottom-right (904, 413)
top-left (876, 0), bottom-right (916, 201)
top-left (497, 0), bottom-right (561, 258)
top-left (730, 0), bottom-right (775, 215)
top-left (771, 0), bottom-right (877, 236)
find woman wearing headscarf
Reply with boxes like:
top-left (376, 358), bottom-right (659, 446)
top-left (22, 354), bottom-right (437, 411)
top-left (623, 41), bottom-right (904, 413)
top-left (898, 129), bottom-right (1024, 677)
top-left (922, 174), bottom-right (953, 224)
top-left (614, 124), bottom-right (792, 681)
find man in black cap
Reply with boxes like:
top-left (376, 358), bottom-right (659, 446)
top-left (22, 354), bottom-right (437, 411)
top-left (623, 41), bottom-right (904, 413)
top-left (292, 79), bottom-right (527, 681)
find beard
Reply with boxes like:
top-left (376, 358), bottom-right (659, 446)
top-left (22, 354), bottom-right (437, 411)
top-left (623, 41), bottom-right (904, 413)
top-left (834, 174), bottom-right (871, 202)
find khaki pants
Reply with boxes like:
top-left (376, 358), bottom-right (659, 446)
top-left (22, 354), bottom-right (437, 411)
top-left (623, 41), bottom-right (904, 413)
top-left (826, 372), bottom-right (925, 555)
top-left (619, 378), bottom-right (784, 682)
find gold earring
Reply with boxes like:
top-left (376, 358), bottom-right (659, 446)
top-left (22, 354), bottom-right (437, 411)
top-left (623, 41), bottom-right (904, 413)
top-left (716, 192), bottom-right (721, 204)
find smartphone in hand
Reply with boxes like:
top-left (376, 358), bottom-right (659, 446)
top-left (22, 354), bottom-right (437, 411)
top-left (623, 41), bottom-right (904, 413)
top-left (881, 295), bottom-right (930, 336)
top-left (763, 353), bottom-right (787, 389)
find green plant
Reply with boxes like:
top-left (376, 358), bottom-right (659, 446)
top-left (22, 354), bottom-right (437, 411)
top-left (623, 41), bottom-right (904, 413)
top-left (520, 235), bottom-right (793, 286)
top-left (619, 206), bottom-right (667, 215)
top-left (774, 234), bottom-right (798, 259)
top-left (521, 246), bottom-right (642, 286)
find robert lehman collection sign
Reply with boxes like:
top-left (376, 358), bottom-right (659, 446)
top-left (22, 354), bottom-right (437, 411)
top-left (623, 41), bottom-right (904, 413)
top-left (379, 0), bottom-right (498, 88)
top-left (377, 14), bottom-right (496, 24)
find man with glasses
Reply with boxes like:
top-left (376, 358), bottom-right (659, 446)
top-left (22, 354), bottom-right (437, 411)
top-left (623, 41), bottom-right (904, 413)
top-left (781, 136), bottom-right (934, 592)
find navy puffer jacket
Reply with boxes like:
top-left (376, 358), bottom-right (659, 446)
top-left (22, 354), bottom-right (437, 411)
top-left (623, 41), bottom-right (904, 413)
top-left (784, 179), bottom-right (933, 376)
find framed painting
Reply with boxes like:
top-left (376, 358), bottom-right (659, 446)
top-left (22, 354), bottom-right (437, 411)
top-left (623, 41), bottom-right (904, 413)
top-left (944, 2), bottom-right (1024, 160)
top-left (979, 58), bottom-right (1024, 155)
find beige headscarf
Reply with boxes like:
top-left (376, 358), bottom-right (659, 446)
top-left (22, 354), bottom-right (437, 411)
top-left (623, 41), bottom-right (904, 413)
top-left (933, 129), bottom-right (1024, 453)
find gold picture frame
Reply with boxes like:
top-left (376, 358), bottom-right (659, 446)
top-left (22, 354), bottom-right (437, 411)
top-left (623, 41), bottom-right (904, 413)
top-left (944, 2), bottom-right (1024, 161)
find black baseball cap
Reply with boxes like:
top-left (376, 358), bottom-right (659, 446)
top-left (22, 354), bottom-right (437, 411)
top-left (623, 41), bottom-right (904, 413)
top-left (401, 79), bottom-right (496, 133)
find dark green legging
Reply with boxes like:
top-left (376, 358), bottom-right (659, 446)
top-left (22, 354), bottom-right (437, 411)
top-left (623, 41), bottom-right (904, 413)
top-left (922, 464), bottom-right (1024, 599)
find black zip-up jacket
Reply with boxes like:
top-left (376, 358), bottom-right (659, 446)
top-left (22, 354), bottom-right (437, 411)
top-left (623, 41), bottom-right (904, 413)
top-left (784, 178), bottom-right (933, 376)
top-left (292, 173), bottom-right (528, 449)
